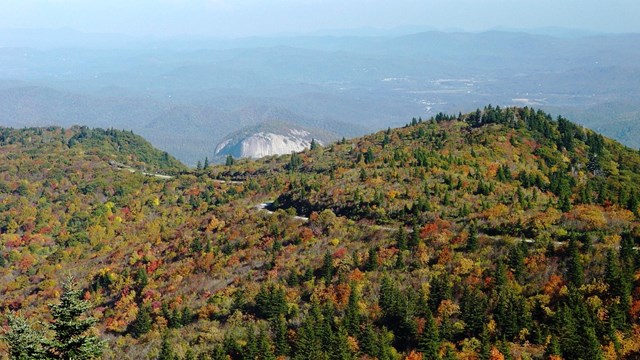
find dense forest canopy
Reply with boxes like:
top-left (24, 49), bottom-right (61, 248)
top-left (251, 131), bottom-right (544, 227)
top-left (1, 107), bottom-right (640, 359)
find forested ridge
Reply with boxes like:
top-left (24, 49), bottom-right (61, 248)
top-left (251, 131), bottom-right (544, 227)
top-left (1, 107), bottom-right (640, 359)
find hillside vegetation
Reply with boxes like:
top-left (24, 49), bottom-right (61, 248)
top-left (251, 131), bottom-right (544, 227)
top-left (1, 107), bottom-right (640, 359)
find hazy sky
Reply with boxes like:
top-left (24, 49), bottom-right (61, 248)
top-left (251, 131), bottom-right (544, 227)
top-left (0, 0), bottom-right (638, 37)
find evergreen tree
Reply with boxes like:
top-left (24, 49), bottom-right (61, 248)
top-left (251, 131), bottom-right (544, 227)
top-left (555, 294), bottom-right (603, 360)
top-left (171, 308), bottom-right (182, 328)
top-left (365, 247), bottom-right (378, 271)
top-left (294, 302), bottom-right (328, 360)
top-left (271, 315), bottom-right (290, 357)
top-left (48, 279), bottom-right (106, 359)
top-left (257, 327), bottom-right (276, 360)
top-left (396, 227), bottom-right (408, 251)
top-left (329, 326), bottom-right (355, 360)
top-left (479, 326), bottom-right (491, 360)
top-left (544, 335), bottom-right (561, 359)
top-left (395, 251), bottom-right (405, 269)
top-left (243, 327), bottom-right (259, 360)
top-left (409, 224), bottom-right (420, 249)
top-left (210, 344), bottom-right (227, 360)
top-left (460, 286), bottom-right (487, 337)
top-left (494, 259), bottom-right (508, 289)
top-left (289, 152), bottom-right (302, 171)
top-left (254, 283), bottom-right (287, 320)
top-left (134, 267), bottom-right (148, 293)
top-left (321, 251), bottom-right (334, 283)
top-left (604, 250), bottom-right (623, 298)
top-left (225, 155), bottom-right (234, 166)
top-left (428, 274), bottom-right (452, 313)
top-left (181, 306), bottom-right (194, 325)
top-left (441, 345), bottom-right (457, 360)
top-left (129, 304), bottom-right (152, 338)
top-left (344, 283), bottom-right (362, 336)
top-left (498, 341), bottom-right (512, 360)
top-left (203, 157), bottom-right (209, 169)
top-left (418, 310), bottom-right (440, 360)
top-left (157, 333), bottom-right (175, 360)
top-left (3, 314), bottom-right (48, 360)
top-left (466, 223), bottom-right (478, 251)
top-left (364, 147), bottom-right (375, 164)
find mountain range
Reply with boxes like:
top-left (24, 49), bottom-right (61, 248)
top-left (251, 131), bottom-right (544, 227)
top-left (0, 30), bottom-right (639, 165)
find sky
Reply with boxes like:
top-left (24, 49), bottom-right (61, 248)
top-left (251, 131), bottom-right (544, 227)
top-left (0, 0), bottom-right (638, 38)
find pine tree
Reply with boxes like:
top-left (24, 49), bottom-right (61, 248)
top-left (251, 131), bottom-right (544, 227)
top-left (129, 304), bottom-right (152, 338)
top-left (365, 247), bottom-right (378, 271)
top-left (460, 286), bottom-right (487, 337)
top-left (494, 259), bottom-right (508, 289)
top-left (321, 251), bottom-right (334, 283)
top-left (3, 314), bottom-right (48, 360)
top-left (257, 327), bottom-right (276, 360)
top-left (395, 251), bottom-right (405, 269)
top-left (418, 309), bottom-right (440, 360)
top-left (243, 326), bottom-right (258, 360)
top-left (157, 333), bottom-right (174, 360)
top-left (364, 147), bottom-right (375, 164)
top-left (225, 155), bottom-right (234, 166)
top-left (289, 152), bottom-right (302, 171)
top-left (48, 279), bottom-right (106, 359)
top-left (181, 306), bottom-right (194, 325)
top-left (544, 335), bottom-right (561, 358)
top-left (271, 315), bottom-right (290, 357)
top-left (409, 224), bottom-right (420, 249)
top-left (255, 284), bottom-right (287, 320)
top-left (135, 267), bottom-right (148, 292)
top-left (479, 326), bottom-right (491, 360)
top-left (466, 223), bottom-right (479, 251)
top-left (171, 307), bottom-right (182, 328)
top-left (329, 326), bottom-right (355, 360)
top-left (294, 302), bottom-right (328, 360)
top-left (396, 227), bottom-right (408, 251)
top-left (441, 344), bottom-right (457, 360)
top-left (604, 250), bottom-right (622, 298)
top-left (210, 344), bottom-right (227, 360)
top-left (428, 274), bottom-right (452, 313)
top-left (203, 157), bottom-right (209, 169)
top-left (344, 283), bottom-right (362, 336)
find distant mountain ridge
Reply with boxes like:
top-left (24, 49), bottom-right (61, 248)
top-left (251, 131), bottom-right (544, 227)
top-left (0, 30), bottom-right (639, 166)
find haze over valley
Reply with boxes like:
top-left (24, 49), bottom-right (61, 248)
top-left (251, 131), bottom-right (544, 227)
top-left (1, 28), bottom-right (639, 164)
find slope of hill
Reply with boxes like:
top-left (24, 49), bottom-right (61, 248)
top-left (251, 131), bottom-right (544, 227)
top-left (1, 107), bottom-right (640, 359)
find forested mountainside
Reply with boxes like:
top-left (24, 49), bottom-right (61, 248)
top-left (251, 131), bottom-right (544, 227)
top-left (2, 107), bottom-right (640, 359)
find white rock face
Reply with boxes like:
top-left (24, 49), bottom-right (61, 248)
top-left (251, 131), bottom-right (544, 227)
top-left (215, 128), bottom-right (322, 159)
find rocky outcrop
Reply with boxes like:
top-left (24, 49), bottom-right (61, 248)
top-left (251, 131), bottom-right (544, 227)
top-left (214, 122), bottom-right (329, 159)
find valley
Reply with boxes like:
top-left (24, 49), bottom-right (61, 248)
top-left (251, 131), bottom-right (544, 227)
top-left (1, 30), bottom-right (639, 165)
